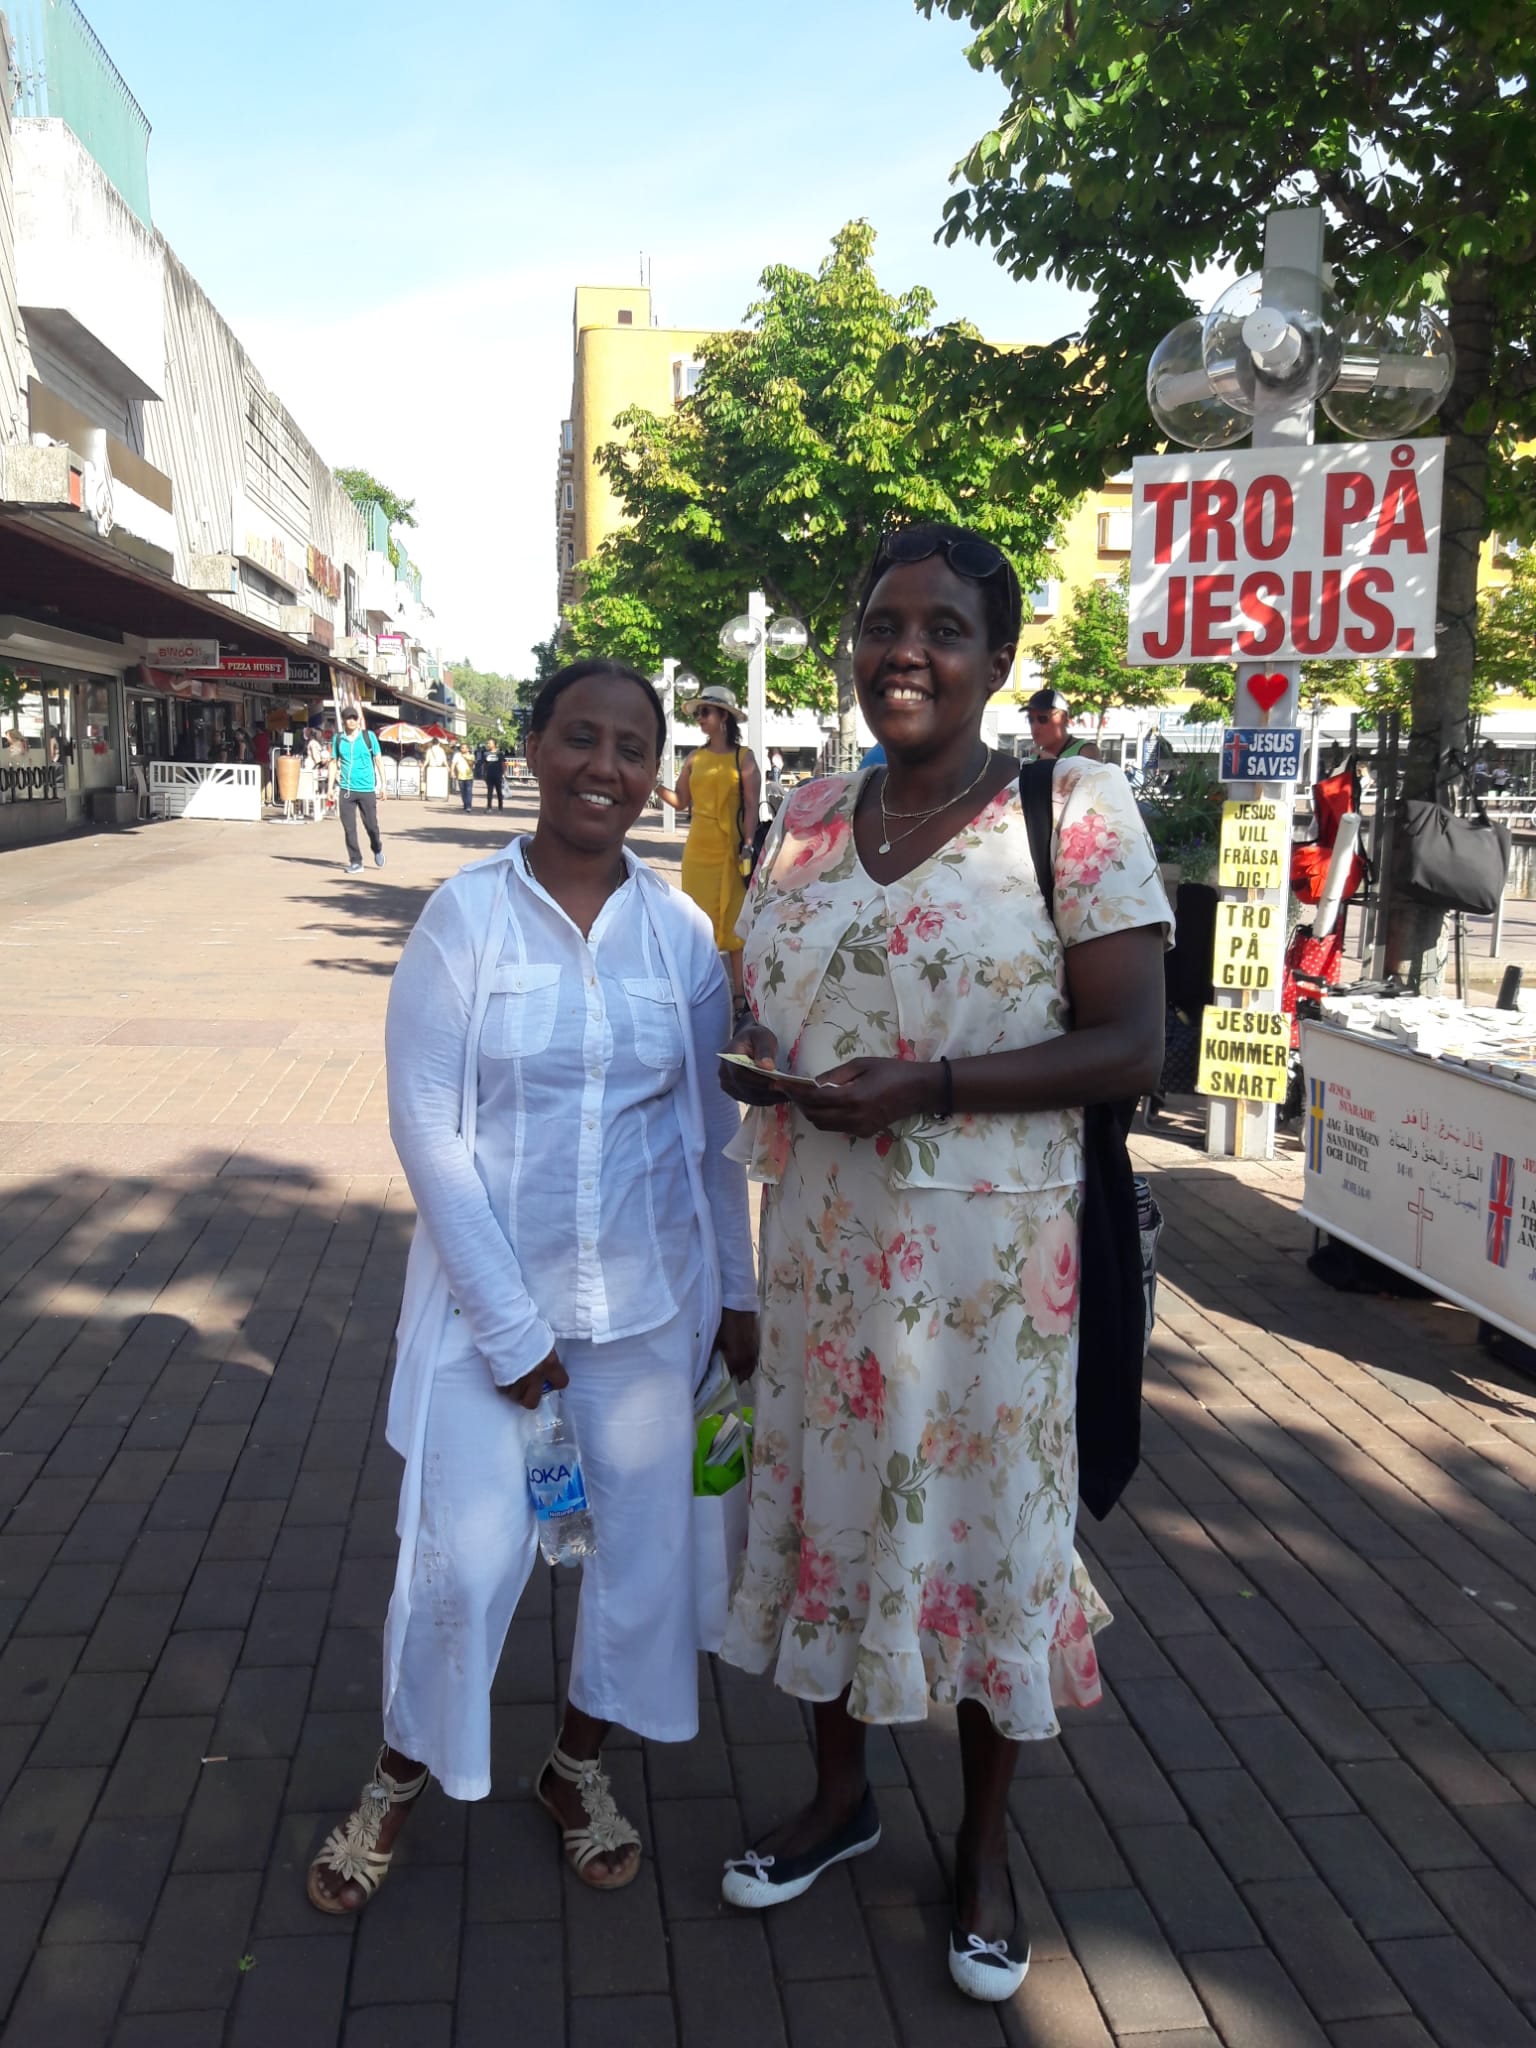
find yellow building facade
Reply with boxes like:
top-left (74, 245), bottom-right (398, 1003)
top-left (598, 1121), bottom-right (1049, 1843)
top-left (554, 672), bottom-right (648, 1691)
top-left (556, 286), bottom-right (716, 610)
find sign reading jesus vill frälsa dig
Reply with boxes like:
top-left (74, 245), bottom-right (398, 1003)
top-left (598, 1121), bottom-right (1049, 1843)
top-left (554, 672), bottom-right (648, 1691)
top-left (1127, 440), bottom-right (1444, 665)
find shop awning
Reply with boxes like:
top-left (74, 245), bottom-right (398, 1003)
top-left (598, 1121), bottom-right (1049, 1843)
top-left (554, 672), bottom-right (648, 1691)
top-left (0, 510), bottom-right (371, 689)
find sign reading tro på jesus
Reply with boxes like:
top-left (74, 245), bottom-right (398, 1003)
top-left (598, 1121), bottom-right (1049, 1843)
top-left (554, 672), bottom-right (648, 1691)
top-left (1126, 441), bottom-right (1444, 665)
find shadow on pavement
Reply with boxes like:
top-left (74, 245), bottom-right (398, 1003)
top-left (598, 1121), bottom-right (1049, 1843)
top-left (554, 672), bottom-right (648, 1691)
top-left (3, 1148), bottom-right (1535, 2044)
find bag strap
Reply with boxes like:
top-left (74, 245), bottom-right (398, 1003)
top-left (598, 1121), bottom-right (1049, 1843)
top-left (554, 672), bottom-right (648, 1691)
top-left (734, 745), bottom-right (747, 850)
top-left (1019, 757), bottom-right (1058, 931)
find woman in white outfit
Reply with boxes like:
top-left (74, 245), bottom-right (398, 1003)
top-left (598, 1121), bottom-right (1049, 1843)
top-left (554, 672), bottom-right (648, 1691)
top-left (307, 660), bottom-right (758, 1911)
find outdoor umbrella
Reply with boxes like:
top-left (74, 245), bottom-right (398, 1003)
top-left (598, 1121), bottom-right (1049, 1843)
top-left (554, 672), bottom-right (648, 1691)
top-left (374, 722), bottom-right (429, 747)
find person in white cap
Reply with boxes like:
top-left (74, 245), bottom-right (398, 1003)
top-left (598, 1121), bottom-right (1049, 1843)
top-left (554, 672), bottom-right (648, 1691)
top-left (1025, 687), bottom-right (1101, 763)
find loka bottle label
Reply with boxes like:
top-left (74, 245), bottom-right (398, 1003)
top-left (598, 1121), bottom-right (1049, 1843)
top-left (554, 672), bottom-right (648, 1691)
top-left (527, 1456), bottom-right (589, 1522)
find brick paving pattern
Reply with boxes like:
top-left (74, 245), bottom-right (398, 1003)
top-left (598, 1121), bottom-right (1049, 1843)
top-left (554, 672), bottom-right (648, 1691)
top-left (2, 796), bottom-right (1535, 2045)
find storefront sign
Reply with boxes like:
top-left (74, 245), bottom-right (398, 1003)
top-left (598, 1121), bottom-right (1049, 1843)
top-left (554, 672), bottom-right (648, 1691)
top-left (288, 660), bottom-right (322, 687)
top-left (1197, 1005), bottom-right (1289, 1102)
top-left (231, 494), bottom-right (306, 595)
top-left (1300, 1022), bottom-right (1536, 1347)
top-left (376, 633), bottom-right (405, 652)
top-left (146, 638), bottom-right (220, 670)
top-left (187, 656), bottom-right (289, 682)
top-left (306, 546), bottom-right (342, 601)
top-left (1220, 727), bottom-right (1305, 781)
top-left (1129, 440), bottom-right (1443, 664)
top-left (1213, 899), bottom-right (1285, 993)
top-left (1218, 799), bottom-right (1288, 889)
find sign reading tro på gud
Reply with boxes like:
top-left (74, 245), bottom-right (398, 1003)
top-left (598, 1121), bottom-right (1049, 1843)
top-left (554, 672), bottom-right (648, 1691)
top-left (1213, 898), bottom-right (1286, 993)
top-left (1218, 800), bottom-right (1287, 890)
top-left (1197, 1004), bottom-right (1290, 1103)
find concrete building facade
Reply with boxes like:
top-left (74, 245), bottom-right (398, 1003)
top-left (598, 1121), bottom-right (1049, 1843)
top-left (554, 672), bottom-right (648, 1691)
top-left (0, 0), bottom-right (457, 847)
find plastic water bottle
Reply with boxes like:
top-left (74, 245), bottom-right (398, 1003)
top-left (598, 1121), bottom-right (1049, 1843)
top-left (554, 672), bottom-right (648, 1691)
top-left (525, 1394), bottom-right (596, 1565)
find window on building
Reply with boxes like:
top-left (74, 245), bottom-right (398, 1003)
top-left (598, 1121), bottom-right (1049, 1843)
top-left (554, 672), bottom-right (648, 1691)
top-left (564, 542), bottom-right (575, 570)
top-left (1029, 580), bottom-right (1061, 619)
top-left (562, 481), bottom-right (574, 513)
top-left (617, 309), bottom-right (634, 326)
top-left (561, 419), bottom-right (574, 453)
top-left (1097, 509), bottom-right (1133, 555)
top-left (243, 381), bottom-right (310, 533)
top-left (672, 359), bottom-right (704, 403)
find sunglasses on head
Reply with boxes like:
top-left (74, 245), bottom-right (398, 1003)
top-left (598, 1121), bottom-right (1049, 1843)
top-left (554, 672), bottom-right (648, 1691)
top-left (877, 529), bottom-right (1007, 582)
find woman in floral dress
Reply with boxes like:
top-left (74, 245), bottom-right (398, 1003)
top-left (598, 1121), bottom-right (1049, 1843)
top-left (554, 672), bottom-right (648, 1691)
top-left (717, 523), bottom-right (1170, 2002)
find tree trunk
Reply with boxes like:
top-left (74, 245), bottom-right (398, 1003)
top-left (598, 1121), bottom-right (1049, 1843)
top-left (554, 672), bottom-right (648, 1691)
top-left (1383, 264), bottom-right (1494, 991)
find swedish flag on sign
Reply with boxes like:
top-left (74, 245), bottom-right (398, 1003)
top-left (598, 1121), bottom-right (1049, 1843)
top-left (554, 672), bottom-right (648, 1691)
top-left (1306, 1078), bottom-right (1327, 1175)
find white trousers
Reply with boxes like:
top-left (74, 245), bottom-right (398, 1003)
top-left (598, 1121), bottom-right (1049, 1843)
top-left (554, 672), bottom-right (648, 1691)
top-left (382, 1273), bottom-right (705, 1800)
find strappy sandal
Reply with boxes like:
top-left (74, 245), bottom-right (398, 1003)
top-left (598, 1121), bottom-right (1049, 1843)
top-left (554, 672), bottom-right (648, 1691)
top-left (306, 1746), bottom-right (430, 1915)
top-left (537, 1741), bottom-right (642, 1891)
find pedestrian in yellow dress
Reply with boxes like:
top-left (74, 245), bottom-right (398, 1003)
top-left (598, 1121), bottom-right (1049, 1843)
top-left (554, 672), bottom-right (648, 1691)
top-left (656, 683), bottom-right (762, 1017)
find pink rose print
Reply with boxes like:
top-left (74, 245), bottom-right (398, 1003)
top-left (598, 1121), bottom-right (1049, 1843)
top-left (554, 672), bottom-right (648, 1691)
top-left (897, 1235), bottom-right (924, 1282)
top-left (1020, 1213), bottom-right (1079, 1337)
top-left (903, 905), bottom-right (945, 943)
top-left (981, 1657), bottom-right (1015, 1708)
top-left (794, 1537), bottom-right (838, 1624)
top-left (843, 1349), bottom-right (886, 1427)
top-left (917, 1570), bottom-right (980, 1640)
top-left (1057, 811), bottom-right (1121, 888)
top-left (874, 1133), bottom-right (894, 1159)
top-left (779, 780), bottom-right (852, 885)
top-left (888, 924), bottom-right (909, 956)
top-left (951, 1519), bottom-right (971, 1543)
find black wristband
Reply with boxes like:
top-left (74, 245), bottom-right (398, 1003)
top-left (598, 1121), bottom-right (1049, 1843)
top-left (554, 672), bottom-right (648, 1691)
top-left (937, 1056), bottom-right (954, 1119)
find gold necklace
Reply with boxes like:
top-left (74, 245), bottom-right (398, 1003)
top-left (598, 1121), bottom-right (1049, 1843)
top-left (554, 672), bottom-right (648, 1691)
top-left (876, 749), bottom-right (993, 856)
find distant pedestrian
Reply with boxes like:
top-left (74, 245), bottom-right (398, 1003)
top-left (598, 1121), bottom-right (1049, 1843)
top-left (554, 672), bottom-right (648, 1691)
top-left (1025, 686), bottom-right (1101, 763)
top-left (483, 741), bottom-right (505, 811)
top-left (450, 743), bottom-right (475, 811)
top-left (332, 709), bottom-right (386, 874)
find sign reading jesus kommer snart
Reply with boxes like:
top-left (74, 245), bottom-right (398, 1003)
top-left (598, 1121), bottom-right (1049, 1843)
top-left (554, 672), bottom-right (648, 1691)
top-left (1127, 440), bottom-right (1444, 666)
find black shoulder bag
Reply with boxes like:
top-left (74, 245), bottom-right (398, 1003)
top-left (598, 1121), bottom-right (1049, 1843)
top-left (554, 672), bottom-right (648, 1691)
top-left (1018, 758), bottom-right (1157, 1520)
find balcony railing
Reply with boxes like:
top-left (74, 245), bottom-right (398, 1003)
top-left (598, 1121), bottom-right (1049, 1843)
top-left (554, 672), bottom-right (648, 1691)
top-left (9, 0), bottom-right (152, 227)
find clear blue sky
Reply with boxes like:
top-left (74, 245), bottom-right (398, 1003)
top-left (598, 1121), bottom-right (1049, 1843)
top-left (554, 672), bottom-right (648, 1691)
top-left (84, 0), bottom-right (1086, 672)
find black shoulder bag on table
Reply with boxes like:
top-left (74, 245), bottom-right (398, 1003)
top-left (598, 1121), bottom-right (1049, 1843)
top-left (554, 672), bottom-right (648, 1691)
top-left (1018, 758), bottom-right (1159, 1520)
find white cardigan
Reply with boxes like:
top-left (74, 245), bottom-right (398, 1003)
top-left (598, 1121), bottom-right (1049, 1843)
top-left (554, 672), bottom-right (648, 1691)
top-left (381, 841), bottom-right (756, 1708)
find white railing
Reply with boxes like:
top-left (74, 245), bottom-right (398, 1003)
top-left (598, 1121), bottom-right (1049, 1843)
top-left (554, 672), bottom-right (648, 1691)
top-left (149, 763), bottom-right (262, 821)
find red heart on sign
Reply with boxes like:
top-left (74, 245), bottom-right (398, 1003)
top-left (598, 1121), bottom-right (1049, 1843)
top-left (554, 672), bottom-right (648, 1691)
top-left (1247, 671), bottom-right (1288, 713)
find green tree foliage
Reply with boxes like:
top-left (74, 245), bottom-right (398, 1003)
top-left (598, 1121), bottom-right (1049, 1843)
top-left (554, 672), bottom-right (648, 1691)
top-left (915, 0), bottom-right (1536, 984)
top-left (564, 222), bottom-right (1068, 711)
top-left (1039, 571), bottom-right (1169, 721)
top-left (334, 470), bottom-right (417, 530)
top-left (449, 658), bottom-right (524, 740)
top-left (1474, 547), bottom-right (1536, 702)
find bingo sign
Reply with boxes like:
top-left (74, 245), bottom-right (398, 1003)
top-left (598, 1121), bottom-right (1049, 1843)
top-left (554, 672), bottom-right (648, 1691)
top-left (1128, 440), bottom-right (1444, 665)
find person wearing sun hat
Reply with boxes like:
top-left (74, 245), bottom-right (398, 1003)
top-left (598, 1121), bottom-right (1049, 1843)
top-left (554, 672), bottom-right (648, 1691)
top-left (656, 682), bottom-right (762, 1018)
top-left (1025, 686), bottom-right (1101, 763)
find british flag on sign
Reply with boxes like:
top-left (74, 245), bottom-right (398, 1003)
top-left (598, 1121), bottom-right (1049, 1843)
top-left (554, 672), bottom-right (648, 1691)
top-left (1487, 1153), bottom-right (1515, 1269)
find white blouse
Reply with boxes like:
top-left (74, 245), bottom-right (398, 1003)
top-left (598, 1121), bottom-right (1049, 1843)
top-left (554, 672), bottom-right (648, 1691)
top-left (386, 841), bottom-right (757, 1386)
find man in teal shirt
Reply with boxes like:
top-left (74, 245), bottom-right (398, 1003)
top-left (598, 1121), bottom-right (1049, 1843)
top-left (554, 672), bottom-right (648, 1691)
top-left (332, 708), bottom-right (386, 873)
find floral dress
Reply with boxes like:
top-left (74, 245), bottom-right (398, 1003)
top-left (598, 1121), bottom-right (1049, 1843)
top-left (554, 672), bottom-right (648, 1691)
top-left (719, 762), bottom-right (1172, 1739)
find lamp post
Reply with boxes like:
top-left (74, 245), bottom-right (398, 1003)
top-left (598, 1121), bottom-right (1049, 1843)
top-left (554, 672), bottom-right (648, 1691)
top-left (1141, 208), bottom-right (1453, 1161)
top-left (717, 592), bottom-right (809, 764)
top-left (652, 659), bottom-right (698, 838)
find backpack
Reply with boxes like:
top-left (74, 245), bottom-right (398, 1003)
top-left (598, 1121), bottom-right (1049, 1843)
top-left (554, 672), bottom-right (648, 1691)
top-left (1018, 758), bottom-right (1160, 1521)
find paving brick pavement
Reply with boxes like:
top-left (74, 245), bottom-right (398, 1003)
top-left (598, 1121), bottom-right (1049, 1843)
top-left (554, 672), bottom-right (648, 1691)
top-left (3, 797), bottom-right (1536, 2045)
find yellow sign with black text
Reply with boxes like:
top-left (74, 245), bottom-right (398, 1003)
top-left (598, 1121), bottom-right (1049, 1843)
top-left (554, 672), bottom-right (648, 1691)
top-left (1218, 800), bottom-right (1287, 890)
top-left (1213, 899), bottom-right (1285, 993)
top-left (1197, 1004), bottom-right (1290, 1102)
